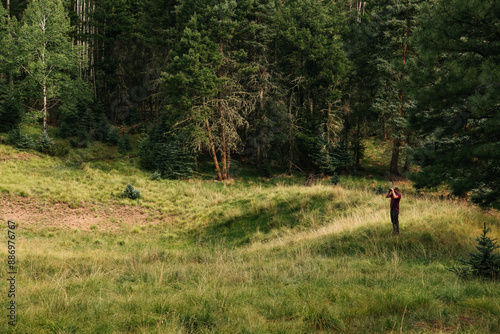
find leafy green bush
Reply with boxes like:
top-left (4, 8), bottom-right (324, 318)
top-left (121, 184), bottom-right (141, 200)
top-left (449, 224), bottom-right (500, 280)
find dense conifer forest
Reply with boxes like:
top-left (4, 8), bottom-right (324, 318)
top-left (0, 0), bottom-right (499, 209)
top-left (1, 2), bottom-right (500, 332)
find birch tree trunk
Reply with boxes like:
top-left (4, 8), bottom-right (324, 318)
top-left (41, 16), bottom-right (48, 133)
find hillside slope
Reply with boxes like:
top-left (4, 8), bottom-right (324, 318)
top-left (0, 144), bottom-right (499, 333)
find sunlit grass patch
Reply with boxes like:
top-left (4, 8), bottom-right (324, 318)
top-left (1, 143), bottom-right (499, 333)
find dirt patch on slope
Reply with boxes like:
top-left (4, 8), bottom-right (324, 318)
top-left (0, 196), bottom-right (172, 231)
top-left (0, 151), bottom-right (40, 162)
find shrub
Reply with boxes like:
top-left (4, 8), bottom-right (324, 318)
top-left (9, 127), bottom-right (35, 150)
top-left (36, 132), bottom-right (55, 153)
top-left (106, 127), bottom-right (120, 146)
top-left (17, 134), bottom-right (36, 150)
top-left (151, 171), bottom-right (162, 181)
top-left (330, 173), bottom-right (340, 185)
top-left (449, 223), bottom-right (500, 280)
top-left (7, 127), bottom-right (21, 145)
top-left (121, 184), bottom-right (141, 200)
top-left (70, 133), bottom-right (90, 148)
top-left (118, 134), bottom-right (132, 154)
top-left (47, 142), bottom-right (70, 157)
top-left (139, 124), bottom-right (194, 179)
top-left (311, 131), bottom-right (353, 175)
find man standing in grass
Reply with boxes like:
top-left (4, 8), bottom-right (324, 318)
top-left (386, 186), bottom-right (401, 235)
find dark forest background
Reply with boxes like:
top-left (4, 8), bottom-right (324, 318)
top-left (0, 0), bottom-right (498, 209)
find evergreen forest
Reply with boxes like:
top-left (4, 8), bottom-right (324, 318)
top-left (1, 1), bottom-right (500, 333)
top-left (1, 0), bottom-right (498, 209)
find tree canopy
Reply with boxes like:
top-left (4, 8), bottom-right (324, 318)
top-left (409, 0), bottom-right (500, 209)
top-left (0, 0), bottom-right (498, 208)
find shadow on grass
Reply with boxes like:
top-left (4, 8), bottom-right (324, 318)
top-left (194, 203), bottom-right (478, 260)
top-left (191, 193), bottom-right (336, 247)
top-left (312, 225), bottom-right (474, 261)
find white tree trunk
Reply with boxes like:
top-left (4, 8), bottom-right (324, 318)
top-left (43, 82), bottom-right (47, 133)
top-left (41, 15), bottom-right (48, 133)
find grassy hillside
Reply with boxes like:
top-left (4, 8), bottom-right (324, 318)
top-left (0, 143), bottom-right (499, 333)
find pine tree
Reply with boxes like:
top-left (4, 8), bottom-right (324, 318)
top-left (164, 1), bottom-right (258, 180)
top-left (331, 138), bottom-right (353, 173)
top-left (274, 0), bottom-right (349, 171)
top-left (449, 224), bottom-right (500, 280)
top-left (118, 134), bottom-right (131, 154)
top-left (311, 130), bottom-right (335, 175)
top-left (36, 131), bottom-right (55, 153)
top-left (0, 3), bottom-right (20, 124)
top-left (370, 0), bottom-right (422, 175)
top-left (409, 0), bottom-right (500, 209)
top-left (139, 118), bottom-right (195, 180)
top-left (343, 1), bottom-right (379, 168)
top-left (311, 131), bottom-right (353, 175)
top-left (121, 184), bottom-right (141, 200)
top-left (0, 95), bottom-right (22, 132)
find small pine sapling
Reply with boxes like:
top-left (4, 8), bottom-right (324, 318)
top-left (121, 184), bottom-right (141, 200)
top-left (106, 127), bottom-right (120, 146)
top-left (36, 132), bottom-right (55, 153)
top-left (151, 171), bottom-right (162, 181)
top-left (118, 134), bottom-right (132, 154)
top-left (449, 223), bottom-right (500, 280)
top-left (330, 173), bottom-right (340, 185)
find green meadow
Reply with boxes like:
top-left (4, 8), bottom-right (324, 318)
top-left (0, 143), bottom-right (499, 333)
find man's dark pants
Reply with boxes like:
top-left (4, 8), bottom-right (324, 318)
top-left (390, 209), bottom-right (399, 235)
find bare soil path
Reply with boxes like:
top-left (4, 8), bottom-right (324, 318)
top-left (0, 195), bottom-right (171, 231)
